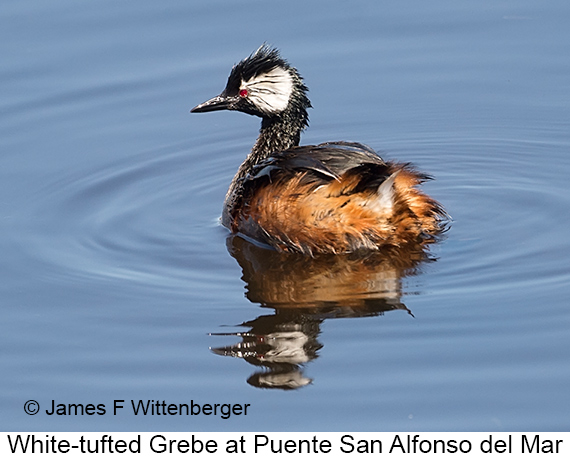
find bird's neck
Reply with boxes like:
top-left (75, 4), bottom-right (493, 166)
top-left (253, 117), bottom-right (301, 158)
top-left (238, 107), bottom-right (308, 179)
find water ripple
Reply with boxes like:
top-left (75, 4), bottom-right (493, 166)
top-left (22, 141), bottom-right (237, 293)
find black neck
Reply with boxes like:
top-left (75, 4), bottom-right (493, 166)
top-left (236, 103), bottom-right (309, 179)
top-left (253, 116), bottom-right (302, 158)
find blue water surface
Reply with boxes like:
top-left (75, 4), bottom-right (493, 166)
top-left (1, 0), bottom-right (569, 431)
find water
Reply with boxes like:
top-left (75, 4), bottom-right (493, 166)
top-left (1, 0), bottom-right (569, 431)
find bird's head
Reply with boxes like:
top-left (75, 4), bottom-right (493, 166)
top-left (191, 45), bottom-right (311, 119)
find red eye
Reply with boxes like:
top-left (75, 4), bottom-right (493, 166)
top-left (239, 89), bottom-right (248, 98)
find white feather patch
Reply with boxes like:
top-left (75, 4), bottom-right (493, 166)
top-left (240, 66), bottom-right (294, 114)
top-left (371, 171), bottom-right (399, 215)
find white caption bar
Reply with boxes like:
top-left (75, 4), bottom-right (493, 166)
top-left (2, 432), bottom-right (567, 456)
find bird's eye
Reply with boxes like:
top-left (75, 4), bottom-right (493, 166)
top-left (239, 89), bottom-right (248, 98)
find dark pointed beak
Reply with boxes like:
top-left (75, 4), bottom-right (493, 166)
top-left (191, 94), bottom-right (237, 113)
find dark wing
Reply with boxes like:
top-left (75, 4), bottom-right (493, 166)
top-left (245, 141), bottom-right (391, 192)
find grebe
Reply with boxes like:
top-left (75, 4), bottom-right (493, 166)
top-left (192, 45), bottom-right (447, 255)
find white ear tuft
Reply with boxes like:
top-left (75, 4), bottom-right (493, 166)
top-left (240, 66), bottom-right (293, 114)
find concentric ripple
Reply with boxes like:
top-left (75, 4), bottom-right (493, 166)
top-left (19, 141), bottom-right (239, 293)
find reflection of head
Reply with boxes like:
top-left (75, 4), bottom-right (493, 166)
top-left (209, 345), bottom-right (313, 390)
top-left (210, 314), bottom-right (322, 390)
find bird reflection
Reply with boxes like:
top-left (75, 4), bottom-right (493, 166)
top-left (210, 235), bottom-right (432, 390)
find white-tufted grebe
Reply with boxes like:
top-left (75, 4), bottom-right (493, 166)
top-left (192, 45), bottom-right (448, 255)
